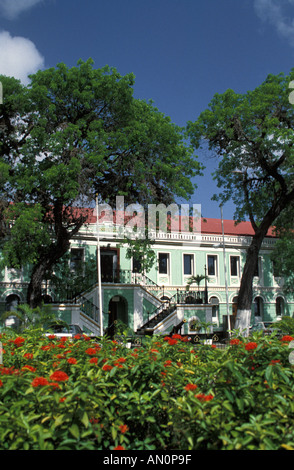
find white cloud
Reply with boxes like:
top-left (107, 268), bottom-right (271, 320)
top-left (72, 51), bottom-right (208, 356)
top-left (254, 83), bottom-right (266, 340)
top-left (254, 0), bottom-right (294, 47)
top-left (0, 31), bottom-right (44, 84)
top-left (0, 0), bottom-right (43, 19)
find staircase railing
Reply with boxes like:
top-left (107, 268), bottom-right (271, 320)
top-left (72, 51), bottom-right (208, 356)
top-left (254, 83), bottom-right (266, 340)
top-left (136, 288), bottom-right (208, 334)
top-left (136, 292), bottom-right (178, 334)
top-left (79, 295), bottom-right (100, 323)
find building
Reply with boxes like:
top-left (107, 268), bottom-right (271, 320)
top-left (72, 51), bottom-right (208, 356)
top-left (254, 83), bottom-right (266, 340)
top-left (0, 209), bottom-right (293, 339)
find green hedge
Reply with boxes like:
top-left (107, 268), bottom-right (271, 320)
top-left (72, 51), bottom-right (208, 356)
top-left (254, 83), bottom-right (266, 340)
top-left (0, 329), bottom-right (294, 450)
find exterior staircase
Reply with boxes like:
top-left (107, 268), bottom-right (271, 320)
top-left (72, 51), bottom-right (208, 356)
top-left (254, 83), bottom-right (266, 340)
top-left (136, 293), bottom-right (178, 335)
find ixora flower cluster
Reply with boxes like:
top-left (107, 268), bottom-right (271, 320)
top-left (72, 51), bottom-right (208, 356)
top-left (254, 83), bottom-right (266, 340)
top-left (0, 330), bottom-right (294, 450)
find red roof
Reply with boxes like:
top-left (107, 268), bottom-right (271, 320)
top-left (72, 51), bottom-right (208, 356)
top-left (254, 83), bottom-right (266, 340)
top-left (200, 218), bottom-right (276, 237)
top-left (89, 208), bottom-right (276, 238)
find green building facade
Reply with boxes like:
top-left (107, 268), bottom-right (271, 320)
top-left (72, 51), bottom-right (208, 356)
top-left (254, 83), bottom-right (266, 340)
top-left (0, 214), bottom-right (293, 338)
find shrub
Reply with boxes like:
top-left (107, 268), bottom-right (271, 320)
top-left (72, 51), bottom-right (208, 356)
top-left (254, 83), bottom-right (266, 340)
top-left (0, 329), bottom-right (293, 450)
top-left (273, 316), bottom-right (294, 335)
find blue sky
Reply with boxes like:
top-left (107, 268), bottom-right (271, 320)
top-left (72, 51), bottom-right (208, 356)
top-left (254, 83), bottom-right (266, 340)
top-left (1, 0), bottom-right (294, 219)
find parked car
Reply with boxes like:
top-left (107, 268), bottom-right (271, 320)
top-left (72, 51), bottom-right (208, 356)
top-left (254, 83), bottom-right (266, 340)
top-left (45, 322), bottom-right (83, 339)
top-left (249, 321), bottom-right (282, 337)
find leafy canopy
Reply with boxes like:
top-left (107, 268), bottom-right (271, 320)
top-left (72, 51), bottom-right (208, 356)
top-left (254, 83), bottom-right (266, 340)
top-left (1, 58), bottom-right (201, 222)
top-left (187, 71), bottom-right (294, 227)
top-left (0, 59), bottom-right (201, 304)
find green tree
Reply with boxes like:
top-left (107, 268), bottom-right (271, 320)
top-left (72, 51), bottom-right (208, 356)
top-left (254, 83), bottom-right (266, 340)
top-left (187, 71), bottom-right (294, 334)
top-left (1, 303), bottom-right (55, 333)
top-left (271, 201), bottom-right (294, 294)
top-left (0, 59), bottom-right (201, 307)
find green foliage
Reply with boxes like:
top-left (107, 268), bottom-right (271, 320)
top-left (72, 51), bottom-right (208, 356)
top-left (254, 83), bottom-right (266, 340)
top-left (123, 236), bottom-right (157, 274)
top-left (48, 250), bottom-right (97, 300)
top-left (273, 316), bottom-right (294, 335)
top-left (1, 204), bottom-right (51, 269)
top-left (0, 60), bottom-right (201, 306)
top-left (186, 274), bottom-right (209, 290)
top-left (271, 202), bottom-right (294, 293)
top-left (187, 70), bottom-right (294, 319)
top-left (187, 70), bottom-right (294, 225)
top-left (0, 328), bottom-right (294, 450)
top-left (0, 304), bottom-right (56, 333)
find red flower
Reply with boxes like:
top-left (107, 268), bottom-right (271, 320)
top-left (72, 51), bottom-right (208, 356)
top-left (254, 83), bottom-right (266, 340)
top-left (67, 357), bottom-right (77, 364)
top-left (195, 393), bottom-right (214, 402)
top-left (59, 336), bottom-right (68, 342)
top-left (59, 397), bottom-right (66, 403)
top-left (270, 359), bottom-right (281, 365)
top-left (230, 338), bottom-right (242, 346)
top-left (164, 360), bottom-right (172, 367)
top-left (89, 357), bottom-right (98, 364)
top-left (31, 377), bottom-right (49, 387)
top-left (90, 418), bottom-right (100, 424)
top-left (21, 365), bottom-right (36, 373)
top-left (13, 337), bottom-right (25, 347)
top-left (1, 367), bottom-right (16, 375)
top-left (281, 335), bottom-right (294, 342)
top-left (0, 380), bottom-right (3, 387)
top-left (85, 348), bottom-right (97, 355)
top-left (49, 370), bottom-right (69, 382)
top-left (23, 353), bottom-right (33, 359)
top-left (167, 338), bottom-right (178, 345)
top-left (119, 424), bottom-right (129, 434)
top-left (184, 383), bottom-right (198, 391)
top-left (50, 382), bottom-right (60, 389)
top-left (181, 336), bottom-right (190, 342)
top-left (113, 445), bottom-right (125, 450)
top-left (245, 342), bottom-right (258, 351)
top-left (163, 336), bottom-right (179, 344)
top-left (102, 364), bottom-right (113, 371)
top-left (116, 357), bottom-right (126, 363)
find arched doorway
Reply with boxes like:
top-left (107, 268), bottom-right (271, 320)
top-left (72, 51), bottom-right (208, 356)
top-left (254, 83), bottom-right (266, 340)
top-left (107, 295), bottom-right (128, 338)
top-left (4, 294), bottom-right (20, 328)
top-left (253, 296), bottom-right (264, 322)
top-left (209, 296), bottom-right (219, 324)
top-left (276, 296), bottom-right (285, 318)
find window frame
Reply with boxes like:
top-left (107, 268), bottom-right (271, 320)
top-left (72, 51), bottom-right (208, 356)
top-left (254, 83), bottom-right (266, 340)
top-left (183, 253), bottom-right (195, 277)
top-left (158, 252), bottom-right (170, 276)
top-left (207, 254), bottom-right (218, 277)
top-left (70, 247), bottom-right (84, 272)
top-left (230, 255), bottom-right (240, 278)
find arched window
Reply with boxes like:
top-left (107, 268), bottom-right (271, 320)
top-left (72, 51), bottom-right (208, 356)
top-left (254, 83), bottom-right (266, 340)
top-left (5, 294), bottom-right (20, 312)
top-left (4, 294), bottom-right (20, 328)
top-left (276, 297), bottom-right (284, 317)
top-left (254, 296), bottom-right (263, 318)
top-left (209, 296), bottom-right (219, 320)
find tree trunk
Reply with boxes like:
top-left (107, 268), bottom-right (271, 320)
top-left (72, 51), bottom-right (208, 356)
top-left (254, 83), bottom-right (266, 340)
top-left (234, 227), bottom-right (270, 336)
top-left (27, 261), bottom-right (50, 309)
top-left (27, 238), bottom-right (71, 308)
